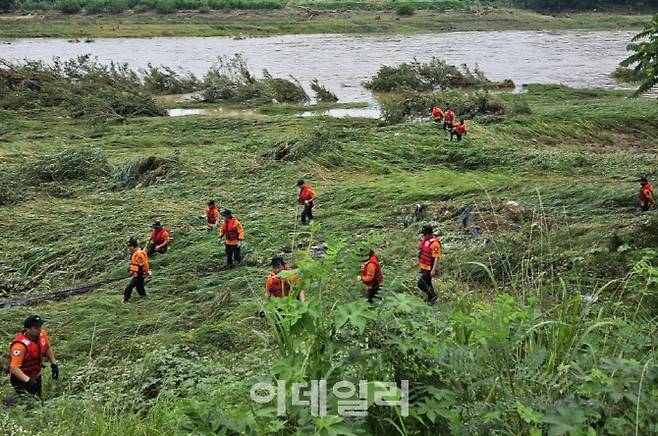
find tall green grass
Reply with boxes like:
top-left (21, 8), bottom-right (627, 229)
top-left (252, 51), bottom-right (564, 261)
top-left (1, 84), bottom-right (657, 433)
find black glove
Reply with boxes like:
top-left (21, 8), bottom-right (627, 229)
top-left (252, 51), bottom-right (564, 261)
top-left (51, 363), bottom-right (59, 380)
top-left (26, 378), bottom-right (39, 389)
top-left (259, 310), bottom-right (266, 318)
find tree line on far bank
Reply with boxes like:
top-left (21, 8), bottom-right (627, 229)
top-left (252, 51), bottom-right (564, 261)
top-left (1, 0), bottom-right (658, 15)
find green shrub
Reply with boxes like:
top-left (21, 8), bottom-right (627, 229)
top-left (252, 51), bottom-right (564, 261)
top-left (0, 0), bottom-right (15, 13)
top-left (85, 0), bottom-right (107, 13)
top-left (365, 57), bottom-right (514, 92)
top-left (58, 0), bottom-right (81, 13)
top-left (107, 0), bottom-right (128, 12)
top-left (310, 78), bottom-right (339, 103)
top-left (378, 88), bottom-right (507, 124)
top-left (0, 56), bottom-right (166, 120)
top-left (200, 55), bottom-right (308, 104)
top-left (395, 2), bottom-right (415, 16)
top-left (155, 0), bottom-right (175, 13)
top-left (142, 64), bottom-right (199, 94)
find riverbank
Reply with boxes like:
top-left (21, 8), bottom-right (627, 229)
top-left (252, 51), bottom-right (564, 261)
top-left (1, 83), bottom-right (658, 433)
top-left (0, 9), bottom-right (653, 38)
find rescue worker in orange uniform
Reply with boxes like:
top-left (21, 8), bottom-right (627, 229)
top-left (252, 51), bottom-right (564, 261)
top-left (124, 237), bottom-right (150, 303)
top-left (202, 200), bottom-right (220, 231)
top-left (443, 106), bottom-right (456, 132)
top-left (431, 105), bottom-right (444, 124)
top-left (359, 249), bottom-right (384, 304)
top-left (451, 119), bottom-right (468, 142)
top-left (218, 209), bottom-right (244, 266)
top-left (9, 315), bottom-right (59, 399)
top-left (639, 177), bottom-right (655, 212)
top-left (417, 224), bottom-right (442, 304)
top-left (297, 179), bottom-right (317, 225)
top-left (146, 221), bottom-right (170, 256)
top-left (264, 256), bottom-right (304, 301)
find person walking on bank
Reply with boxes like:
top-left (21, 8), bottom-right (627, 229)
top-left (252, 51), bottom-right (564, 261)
top-left (417, 224), bottom-right (442, 305)
top-left (639, 176), bottom-right (655, 212)
top-left (218, 209), bottom-right (244, 267)
top-left (359, 249), bottom-right (384, 304)
top-left (146, 221), bottom-right (170, 256)
top-left (124, 237), bottom-right (150, 303)
top-left (297, 179), bottom-right (317, 225)
top-left (8, 315), bottom-right (59, 400)
top-left (202, 200), bottom-right (220, 231)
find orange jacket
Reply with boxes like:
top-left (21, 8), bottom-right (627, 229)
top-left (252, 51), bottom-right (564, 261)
top-left (444, 110), bottom-right (455, 124)
top-left (205, 206), bottom-right (220, 225)
top-left (264, 265), bottom-right (299, 298)
top-left (454, 122), bottom-right (467, 135)
top-left (219, 217), bottom-right (244, 245)
top-left (640, 183), bottom-right (655, 206)
top-left (432, 107), bottom-right (444, 120)
top-left (150, 228), bottom-right (170, 246)
top-left (129, 249), bottom-right (150, 277)
top-left (9, 330), bottom-right (51, 379)
top-left (418, 236), bottom-right (442, 271)
top-left (360, 255), bottom-right (384, 290)
top-left (299, 185), bottom-right (317, 204)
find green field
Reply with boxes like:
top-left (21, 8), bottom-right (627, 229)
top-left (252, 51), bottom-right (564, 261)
top-left (1, 79), bottom-right (658, 433)
top-left (0, 8), bottom-right (653, 38)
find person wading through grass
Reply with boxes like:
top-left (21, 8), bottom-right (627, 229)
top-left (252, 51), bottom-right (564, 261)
top-left (124, 237), bottom-right (150, 303)
top-left (297, 179), bottom-right (317, 225)
top-left (8, 315), bottom-right (59, 400)
top-left (639, 176), bottom-right (655, 212)
top-left (359, 249), bottom-right (384, 304)
top-left (431, 105), bottom-right (444, 124)
top-left (443, 106), bottom-right (456, 133)
top-left (201, 200), bottom-right (220, 231)
top-left (450, 119), bottom-right (468, 142)
top-left (218, 209), bottom-right (244, 267)
top-left (417, 224), bottom-right (442, 304)
top-left (264, 256), bottom-right (303, 301)
top-left (146, 221), bottom-right (170, 256)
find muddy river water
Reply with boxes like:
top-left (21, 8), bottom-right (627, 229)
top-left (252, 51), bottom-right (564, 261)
top-left (1, 30), bottom-right (634, 106)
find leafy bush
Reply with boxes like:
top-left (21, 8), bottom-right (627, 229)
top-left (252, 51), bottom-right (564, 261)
top-left (0, 56), bottom-right (165, 120)
top-left (180, 244), bottom-right (658, 435)
top-left (107, 0), bottom-right (127, 12)
top-left (378, 88), bottom-right (507, 124)
top-left (200, 55), bottom-right (308, 104)
top-left (142, 64), bottom-right (199, 94)
top-left (395, 2), bottom-right (415, 16)
top-left (58, 0), bottom-right (81, 13)
top-left (155, 0), bottom-right (175, 13)
top-left (84, 0), bottom-right (106, 13)
top-left (310, 78), bottom-right (339, 103)
top-left (365, 57), bottom-right (514, 92)
top-left (0, 0), bottom-right (15, 12)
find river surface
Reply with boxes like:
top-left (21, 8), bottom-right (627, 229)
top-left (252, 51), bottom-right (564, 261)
top-left (0, 31), bottom-right (634, 105)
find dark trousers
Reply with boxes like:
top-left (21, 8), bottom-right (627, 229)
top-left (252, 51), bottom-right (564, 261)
top-left (124, 275), bottom-right (146, 301)
top-left (301, 201), bottom-right (314, 224)
top-left (146, 242), bottom-right (167, 256)
top-left (443, 122), bottom-right (453, 132)
top-left (366, 282), bottom-right (380, 304)
top-left (417, 269), bottom-right (437, 302)
top-left (450, 131), bottom-right (463, 141)
top-left (11, 375), bottom-right (42, 399)
top-left (225, 244), bottom-right (241, 265)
